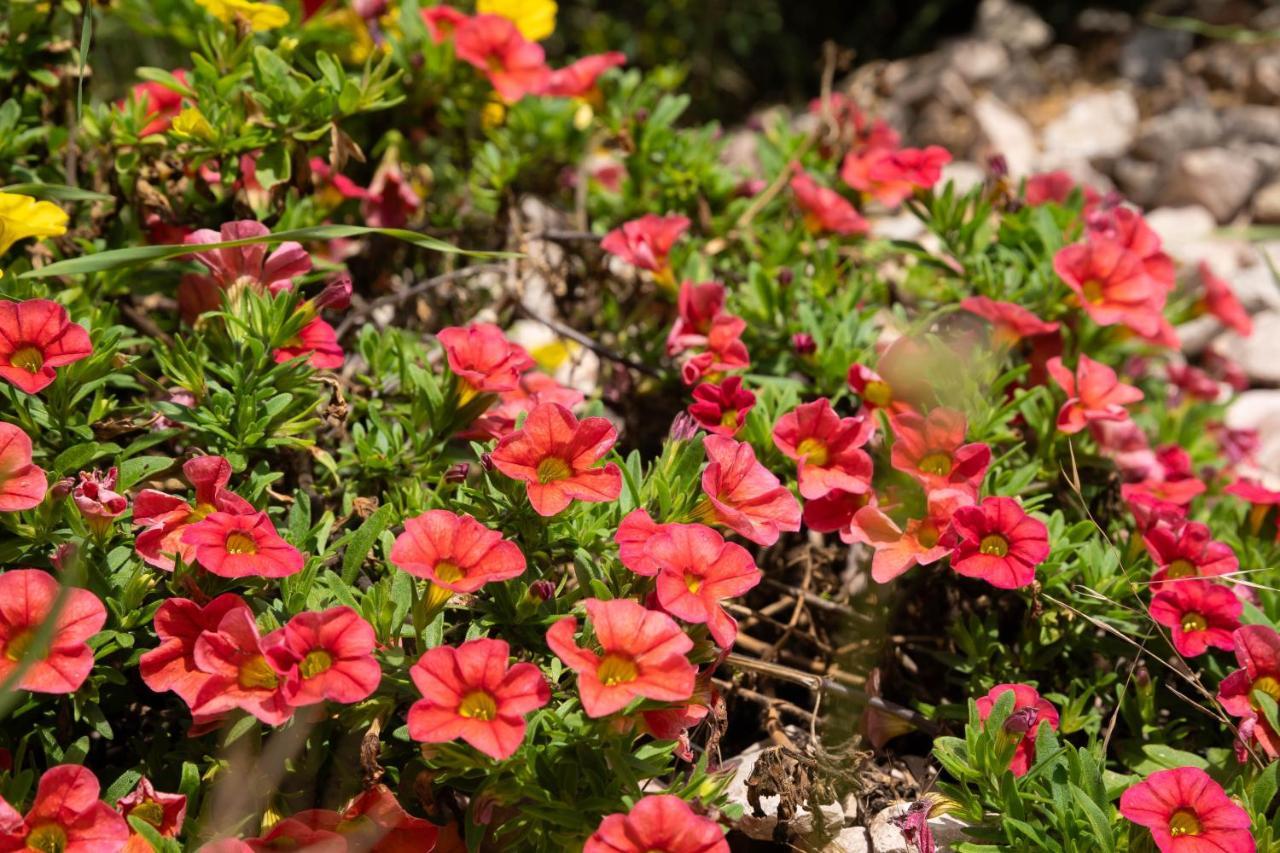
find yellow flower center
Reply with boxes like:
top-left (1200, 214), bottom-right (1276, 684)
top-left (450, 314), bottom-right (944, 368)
top-left (458, 690), bottom-right (498, 721)
top-left (1168, 808), bottom-right (1201, 837)
top-left (1165, 559), bottom-right (1197, 580)
top-left (300, 649), bottom-right (333, 679)
top-left (238, 655), bottom-right (279, 690)
top-left (10, 346), bottom-right (44, 375)
top-left (684, 572), bottom-right (703, 594)
top-left (1251, 676), bottom-right (1280, 712)
top-left (597, 654), bottom-right (638, 686)
top-left (863, 380), bottom-right (893, 408)
top-left (225, 531), bottom-right (258, 555)
top-left (536, 457), bottom-right (572, 484)
top-left (917, 523), bottom-right (940, 549)
top-left (130, 801), bottom-right (165, 828)
top-left (434, 560), bottom-right (465, 583)
top-left (796, 437), bottom-right (829, 467)
top-left (719, 409), bottom-right (740, 429)
top-left (25, 824), bottom-right (68, 853)
top-left (4, 629), bottom-right (35, 662)
top-left (979, 535), bottom-right (1009, 557)
top-left (1081, 279), bottom-right (1105, 304)
top-left (1180, 612), bottom-right (1208, 633)
top-left (919, 452), bottom-right (953, 476)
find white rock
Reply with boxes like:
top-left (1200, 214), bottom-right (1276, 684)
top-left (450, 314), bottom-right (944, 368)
top-left (976, 0), bottom-right (1053, 50)
top-left (866, 803), bottom-right (971, 853)
top-left (1253, 181), bottom-right (1280, 224)
top-left (941, 161), bottom-right (987, 195)
top-left (1041, 90), bottom-right (1139, 163)
top-left (1227, 390), bottom-right (1280, 476)
top-left (973, 95), bottom-right (1038, 177)
top-left (948, 38), bottom-right (1009, 84)
top-left (824, 826), bottom-right (871, 853)
top-left (1161, 148), bottom-right (1262, 223)
top-left (1215, 310), bottom-right (1280, 384)
top-left (1144, 206), bottom-right (1218, 252)
top-left (723, 737), bottom-right (845, 841)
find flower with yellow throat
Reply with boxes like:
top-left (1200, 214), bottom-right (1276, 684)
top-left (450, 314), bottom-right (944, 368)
top-left (0, 192), bottom-right (69, 263)
top-left (476, 0), bottom-right (557, 41)
top-left (196, 0), bottom-right (290, 32)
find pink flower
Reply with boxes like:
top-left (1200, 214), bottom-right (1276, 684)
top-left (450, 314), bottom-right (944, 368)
top-left (422, 5), bottom-right (470, 42)
top-left (772, 397), bottom-right (874, 499)
top-left (1199, 261), bottom-right (1253, 337)
top-left (666, 280), bottom-right (727, 357)
top-left (117, 777), bottom-right (186, 851)
top-left (273, 317), bottom-right (343, 369)
top-left (133, 455), bottom-right (255, 571)
top-left (1143, 520), bottom-right (1238, 590)
top-left (698, 435), bottom-right (801, 546)
top-left (181, 510), bottom-right (305, 578)
top-left (959, 296), bottom-right (1059, 345)
top-left (190, 607), bottom-right (297, 726)
top-left (389, 509), bottom-right (526, 593)
top-left (851, 488), bottom-right (972, 583)
top-left (0, 299), bottom-right (93, 394)
top-left (277, 606), bottom-right (381, 705)
top-left (178, 221), bottom-right (311, 323)
top-left (544, 52), bottom-right (627, 97)
top-left (0, 765), bottom-right (129, 853)
top-left (688, 376), bottom-right (756, 438)
top-left (1218, 624), bottom-right (1280, 758)
top-left (1120, 767), bottom-right (1254, 853)
top-left (645, 523), bottom-right (761, 647)
top-left (615, 507), bottom-right (668, 576)
top-left (944, 497), bottom-right (1049, 589)
top-left (139, 594), bottom-right (253, 708)
top-left (790, 168), bottom-right (868, 235)
top-left (888, 408), bottom-right (990, 495)
top-left (1046, 354), bottom-right (1144, 434)
top-left (0, 422), bottom-right (47, 511)
top-left (975, 684), bottom-right (1059, 776)
top-left (601, 214), bottom-right (690, 286)
top-left (454, 15), bottom-right (550, 103)
top-left (1053, 240), bottom-right (1165, 339)
top-left (1149, 580), bottom-right (1241, 658)
top-left (0, 569), bottom-right (106, 694)
top-left (584, 795), bottom-right (728, 853)
top-left (842, 145), bottom-right (951, 207)
top-left (438, 322), bottom-right (535, 397)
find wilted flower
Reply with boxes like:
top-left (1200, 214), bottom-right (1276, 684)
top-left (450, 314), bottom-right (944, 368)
top-left (72, 467), bottom-right (128, 536)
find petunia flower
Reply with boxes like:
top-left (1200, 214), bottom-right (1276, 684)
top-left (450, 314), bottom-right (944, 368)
top-left (601, 214), bottom-right (690, 288)
top-left (1053, 240), bottom-right (1164, 338)
top-left (802, 489), bottom-right (877, 544)
top-left (71, 467), bottom-right (128, 536)
top-left (0, 569), bottom-right (106, 694)
top-left (407, 637), bottom-right (550, 760)
top-left (544, 52), bottom-right (626, 98)
top-left (389, 509), bottom-right (526, 593)
top-left (1086, 205), bottom-right (1175, 293)
top-left (195, 0), bottom-right (290, 30)
top-left (546, 598), bottom-right (696, 717)
top-left (688, 376), bottom-right (756, 438)
top-left (0, 422), bottom-right (47, 511)
top-left (842, 145), bottom-right (951, 208)
top-left (277, 606), bottom-right (381, 706)
top-left (789, 168), bottom-right (868, 236)
top-left (975, 683), bottom-right (1059, 777)
top-left (190, 607), bottom-right (297, 726)
top-left (772, 397), bottom-right (874, 499)
top-left (678, 316), bottom-right (750, 386)
top-left (454, 15), bottom-right (550, 103)
top-left (178, 221), bottom-right (312, 322)
top-left (584, 795), bottom-right (728, 853)
top-left (1046, 354), bottom-right (1144, 434)
top-left (888, 408), bottom-right (990, 495)
top-left (117, 777), bottom-right (187, 853)
top-left (0, 765), bottom-right (129, 853)
top-left (944, 496), bottom-right (1049, 589)
top-left (851, 488), bottom-right (973, 583)
top-left (490, 402), bottom-right (622, 516)
top-left (645, 523), bottom-right (761, 648)
top-left (438, 322), bottom-right (535, 397)
top-left (1198, 261), bottom-right (1253, 337)
top-left (666, 280), bottom-right (727, 357)
top-left (1149, 580), bottom-right (1241, 658)
top-left (959, 296), bottom-right (1060, 346)
top-left (133, 455), bottom-right (255, 571)
top-left (0, 192), bottom-right (69, 261)
top-left (181, 510), bottom-right (305, 578)
top-left (615, 507), bottom-right (671, 576)
top-left (273, 317), bottom-right (343, 369)
top-left (0, 299), bottom-right (92, 394)
top-left (422, 5), bottom-right (470, 42)
top-left (1144, 520), bottom-right (1238, 589)
top-left (462, 369), bottom-right (584, 441)
top-left (697, 435), bottom-right (801, 546)
top-left (1120, 766), bottom-right (1255, 853)
top-left (139, 594), bottom-right (253, 707)
top-left (476, 0), bottom-right (557, 41)
top-left (847, 363), bottom-right (907, 413)
top-left (1218, 624), bottom-right (1280, 758)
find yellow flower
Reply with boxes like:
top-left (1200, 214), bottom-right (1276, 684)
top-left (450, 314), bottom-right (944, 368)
top-left (0, 192), bottom-right (69, 258)
top-left (195, 0), bottom-right (291, 32)
top-left (481, 97), bottom-right (507, 129)
top-left (476, 0), bottom-right (556, 41)
top-left (171, 107), bottom-right (216, 141)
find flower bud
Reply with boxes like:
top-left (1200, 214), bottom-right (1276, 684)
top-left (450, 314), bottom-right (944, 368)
top-left (528, 580), bottom-right (555, 602)
top-left (73, 468), bottom-right (127, 536)
top-left (445, 462), bottom-right (470, 484)
top-left (777, 268), bottom-right (794, 287)
top-left (668, 412), bottom-right (699, 442)
top-left (791, 333), bottom-right (816, 356)
top-left (479, 452), bottom-right (494, 472)
top-left (1003, 706), bottom-right (1039, 735)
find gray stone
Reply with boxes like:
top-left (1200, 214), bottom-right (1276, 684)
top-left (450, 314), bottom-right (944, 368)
top-left (824, 826), bottom-right (871, 853)
top-left (1134, 107), bottom-right (1222, 162)
top-left (948, 38), bottom-right (1009, 84)
top-left (1222, 106), bottom-right (1280, 145)
top-left (1042, 89), bottom-right (1139, 163)
top-left (1216, 310), bottom-right (1280, 385)
top-left (1254, 182), bottom-right (1280, 224)
top-left (1113, 158), bottom-right (1162, 208)
top-left (976, 0), bottom-right (1053, 51)
top-left (973, 94), bottom-right (1037, 177)
top-left (1120, 26), bottom-right (1194, 86)
top-left (1161, 148), bottom-right (1262, 222)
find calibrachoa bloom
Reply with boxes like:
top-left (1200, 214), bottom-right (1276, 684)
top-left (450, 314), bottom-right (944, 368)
top-left (944, 497), bottom-right (1049, 589)
top-left (407, 637), bottom-right (550, 760)
top-left (463, 369), bottom-right (584, 440)
top-left (1218, 624), bottom-right (1280, 758)
top-left (615, 507), bottom-right (668, 576)
top-left (291, 786), bottom-right (440, 852)
top-left (1025, 170), bottom-right (1099, 208)
top-left (274, 317), bottom-right (343, 369)
top-left (454, 15), bottom-right (550, 103)
top-left (362, 155), bottom-right (422, 229)
top-left (544, 51), bottom-right (627, 98)
top-left (139, 594), bottom-right (253, 707)
top-left (790, 168), bottom-right (869, 235)
top-left (0, 765), bottom-right (129, 853)
top-left (133, 455), bottom-right (254, 571)
top-left (1144, 520), bottom-right (1238, 589)
top-left (584, 795), bottom-right (728, 853)
top-left (0, 569), bottom-right (106, 694)
top-left (245, 818), bottom-right (345, 852)
top-left (277, 606), bottom-right (381, 705)
top-left (698, 435), bottom-right (802, 546)
top-left (389, 509), bottom-right (526, 593)
top-left (423, 5), bottom-right (470, 42)
top-left (71, 467), bottom-right (127, 536)
top-left (889, 408), bottom-right (990, 495)
top-left (851, 488), bottom-right (972, 583)
top-left (117, 777), bottom-right (187, 853)
top-left (841, 145), bottom-right (951, 207)
top-left (0, 192), bottom-right (69, 260)
top-left (959, 296), bottom-right (1060, 346)
top-left (195, 0), bottom-right (290, 30)
top-left (490, 402), bottom-right (622, 516)
top-left (190, 607), bottom-right (297, 726)
top-left (1149, 580), bottom-right (1241, 658)
top-left (476, 0), bottom-right (557, 41)
top-left (601, 213), bottom-right (690, 287)
top-left (438, 322), bottom-right (535, 397)
top-left (772, 397), bottom-right (874, 499)
top-left (1086, 205), bottom-right (1175, 292)
top-left (643, 523), bottom-right (761, 648)
top-left (1053, 239), bottom-right (1164, 338)
top-left (802, 489), bottom-right (876, 543)
top-left (975, 683), bottom-right (1060, 776)
top-left (0, 422), bottom-right (47, 511)
top-left (679, 316), bottom-right (751, 386)
top-left (547, 598), bottom-right (696, 717)
top-left (1199, 261), bottom-right (1253, 337)
top-left (181, 510), bottom-right (305, 578)
top-left (667, 280), bottom-right (727, 356)
top-left (124, 70), bottom-right (188, 136)
top-left (178, 220), bottom-right (312, 322)
top-left (847, 363), bottom-right (904, 412)
top-left (0, 299), bottom-right (92, 394)
top-left (1119, 767), bottom-right (1255, 853)
top-left (688, 376), bottom-right (755, 437)
top-left (1046, 354), bottom-right (1144, 434)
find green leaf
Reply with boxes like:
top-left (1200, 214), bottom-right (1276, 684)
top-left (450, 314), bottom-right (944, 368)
top-left (1070, 783), bottom-right (1116, 851)
top-left (0, 182), bottom-right (113, 202)
top-left (117, 455), bottom-right (174, 489)
top-left (341, 504), bottom-right (396, 584)
top-left (1252, 761), bottom-right (1278, 815)
top-left (255, 144), bottom-right (291, 191)
top-left (53, 442), bottom-right (114, 474)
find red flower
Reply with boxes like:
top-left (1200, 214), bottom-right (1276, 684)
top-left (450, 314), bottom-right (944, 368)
top-left (1199, 261), bottom-right (1253, 337)
top-left (615, 507), bottom-right (669, 576)
top-left (546, 598), bottom-right (696, 717)
top-left (888, 408), bottom-right (990, 495)
top-left (666, 280), bottom-right (727, 356)
top-left (789, 168), bottom-right (868, 235)
top-left (688, 376), bottom-right (756, 438)
top-left (390, 509), bottom-right (526, 593)
top-left (330, 786), bottom-right (440, 852)
top-left (71, 467), bottom-right (127, 535)
top-left (139, 594), bottom-right (253, 707)
top-left (117, 777), bottom-right (186, 852)
top-left (959, 296), bottom-right (1059, 345)
top-left (678, 316), bottom-right (750, 386)
top-left (802, 489), bottom-right (876, 543)
top-left (544, 52), bottom-right (627, 97)
top-left (850, 488), bottom-right (972, 583)
top-left (454, 15), bottom-right (550, 103)
top-left (975, 684), bottom-right (1059, 776)
top-left (124, 70), bottom-right (188, 136)
top-left (190, 607), bottom-right (297, 726)
top-left (1046, 354), bottom-right (1143, 434)
top-left (772, 398), bottom-right (874, 499)
top-left (1053, 240), bottom-right (1164, 338)
top-left (245, 819), bottom-right (345, 853)
top-left (273, 317), bottom-right (343, 369)
top-left (1144, 520), bottom-right (1238, 589)
top-left (0, 422), bottom-right (47, 511)
top-left (277, 606), bottom-right (380, 705)
top-left (944, 497), bottom-right (1049, 589)
top-left (1120, 767), bottom-right (1254, 853)
top-left (422, 5), bottom-right (469, 42)
top-left (490, 402), bottom-right (623, 516)
top-left (698, 435), bottom-right (801, 546)
top-left (362, 156), bottom-right (422, 229)
top-left (437, 322), bottom-right (535, 397)
top-left (463, 370), bottom-right (584, 441)
top-left (1025, 170), bottom-right (1100, 208)
top-left (178, 221), bottom-right (311, 323)
top-left (842, 145), bottom-right (951, 207)
top-left (645, 523), bottom-right (761, 647)
top-left (0, 299), bottom-right (92, 394)
top-left (1218, 624), bottom-right (1280, 758)
top-left (601, 214), bottom-right (690, 286)
top-left (181, 510), bottom-right (305, 578)
top-left (847, 363), bottom-right (905, 413)
top-left (407, 637), bottom-right (550, 760)
top-left (584, 795), bottom-right (728, 853)
top-left (1149, 580), bottom-right (1241, 658)
top-left (133, 455), bottom-right (255, 571)
top-left (1086, 206), bottom-right (1175, 292)
top-left (0, 765), bottom-right (129, 853)
top-left (0, 569), bottom-right (105, 694)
